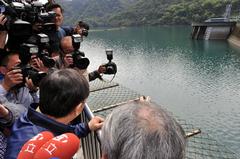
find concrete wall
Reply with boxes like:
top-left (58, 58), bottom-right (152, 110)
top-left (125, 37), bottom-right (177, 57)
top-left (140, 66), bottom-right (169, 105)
top-left (228, 23), bottom-right (240, 47)
top-left (208, 27), bottom-right (231, 39)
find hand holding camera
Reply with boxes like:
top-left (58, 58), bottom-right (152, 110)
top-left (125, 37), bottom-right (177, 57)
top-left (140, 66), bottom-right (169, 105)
top-left (74, 21), bottom-right (89, 37)
top-left (25, 77), bottom-right (38, 93)
top-left (64, 53), bottom-right (74, 67)
top-left (30, 54), bottom-right (49, 73)
top-left (102, 49), bottom-right (117, 75)
top-left (2, 68), bottom-right (23, 91)
top-left (97, 65), bottom-right (106, 74)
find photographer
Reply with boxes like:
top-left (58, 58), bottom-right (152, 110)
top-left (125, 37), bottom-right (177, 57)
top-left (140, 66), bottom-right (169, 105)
top-left (27, 22), bottom-right (57, 72)
top-left (46, 4), bottom-right (70, 42)
top-left (56, 36), bottom-right (105, 81)
top-left (46, 4), bottom-right (89, 45)
top-left (0, 50), bottom-right (39, 108)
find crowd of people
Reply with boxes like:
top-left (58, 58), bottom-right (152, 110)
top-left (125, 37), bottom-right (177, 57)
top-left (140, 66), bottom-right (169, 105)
top-left (0, 1), bottom-right (186, 159)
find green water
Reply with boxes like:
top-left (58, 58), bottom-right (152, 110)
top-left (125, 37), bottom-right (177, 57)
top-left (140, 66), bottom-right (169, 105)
top-left (82, 26), bottom-right (240, 154)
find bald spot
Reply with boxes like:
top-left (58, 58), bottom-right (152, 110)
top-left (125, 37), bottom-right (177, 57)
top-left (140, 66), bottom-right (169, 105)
top-left (136, 105), bottom-right (166, 133)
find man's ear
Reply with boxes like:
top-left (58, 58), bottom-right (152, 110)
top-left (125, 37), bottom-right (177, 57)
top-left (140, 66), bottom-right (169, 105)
top-left (0, 66), bottom-right (7, 75)
top-left (101, 153), bottom-right (108, 159)
top-left (74, 102), bottom-right (84, 116)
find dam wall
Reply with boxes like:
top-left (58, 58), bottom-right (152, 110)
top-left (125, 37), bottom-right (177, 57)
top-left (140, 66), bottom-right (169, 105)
top-left (228, 23), bottom-right (240, 47)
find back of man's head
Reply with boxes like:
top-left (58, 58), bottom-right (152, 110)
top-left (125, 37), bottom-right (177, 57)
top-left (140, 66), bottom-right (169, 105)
top-left (39, 68), bottom-right (89, 118)
top-left (101, 100), bottom-right (186, 159)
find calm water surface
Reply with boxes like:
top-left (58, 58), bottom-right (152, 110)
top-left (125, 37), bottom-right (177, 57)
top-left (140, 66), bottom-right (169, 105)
top-left (82, 26), bottom-right (240, 154)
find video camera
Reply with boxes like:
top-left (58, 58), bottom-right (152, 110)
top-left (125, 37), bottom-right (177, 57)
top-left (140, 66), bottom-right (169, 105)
top-left (0, 0), bottom-right (56, 32)
top-left (102, 49), bottom-right (117, 75)
top-left (0, 0), bottom-right (56, 50)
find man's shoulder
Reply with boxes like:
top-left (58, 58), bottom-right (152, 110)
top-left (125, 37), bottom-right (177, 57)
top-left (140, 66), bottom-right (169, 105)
top-left (61, 26), bottom-right (74, 36)
top-left (5, 111), bottom-right (45, 159)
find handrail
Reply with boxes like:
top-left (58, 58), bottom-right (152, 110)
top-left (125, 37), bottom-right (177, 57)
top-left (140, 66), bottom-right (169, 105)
top-left (78, 103), bottom-right (102, 159)
top-left (83, 104), bottom-right (102, 141)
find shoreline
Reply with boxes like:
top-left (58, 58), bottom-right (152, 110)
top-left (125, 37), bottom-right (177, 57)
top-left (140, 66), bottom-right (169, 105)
top-left (89, 27), bottom-right (127, 32)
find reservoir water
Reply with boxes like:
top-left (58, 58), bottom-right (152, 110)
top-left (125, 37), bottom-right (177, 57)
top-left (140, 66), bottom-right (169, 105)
top-left (82, 26), bottom-right (240, 155)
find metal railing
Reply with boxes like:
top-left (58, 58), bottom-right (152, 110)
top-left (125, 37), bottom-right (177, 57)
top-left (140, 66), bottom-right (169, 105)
top-left (79, 104), bottom-right (101, 159)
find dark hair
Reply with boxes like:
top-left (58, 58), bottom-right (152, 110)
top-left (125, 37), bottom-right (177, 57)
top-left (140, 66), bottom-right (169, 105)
top-left (0, 50), bottom-right (18, 66)
top-left (46, 3), bottom-right (64, 13)
top-left (39, 69), bottom-right (89, 118)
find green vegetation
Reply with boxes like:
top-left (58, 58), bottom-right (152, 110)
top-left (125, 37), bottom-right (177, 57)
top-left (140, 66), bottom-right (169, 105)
top-left (56, 0), bottom-right (240, 27)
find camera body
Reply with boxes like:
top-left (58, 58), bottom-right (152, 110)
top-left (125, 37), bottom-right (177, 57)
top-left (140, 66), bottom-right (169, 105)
top-left (103, 49), bottom-right (117, 75)
top-left (21, 65), bottom-right (46, 87)
top-left (13, 64), bottom-right (47, 89)
top-left (78, 21), bottom-right (89, 37)
top-left (81, 29), bottom-right (88, 37)
top-left (71, 34), bottom-right (90, 69)
top-left (71, 50), bottom-right (90, 69)
top-left (19, 39), bottom-right (55, 69)
top-left (12, 42), bottom-right (49, 89)
top-left (35, 33), bottom-right (55, 68)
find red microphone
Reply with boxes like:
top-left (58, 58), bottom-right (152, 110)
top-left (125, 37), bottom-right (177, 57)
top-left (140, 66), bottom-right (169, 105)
top-left (17, 131), bottom-right (54, 159)
top-left (33, 133), bottom-right (80, 159)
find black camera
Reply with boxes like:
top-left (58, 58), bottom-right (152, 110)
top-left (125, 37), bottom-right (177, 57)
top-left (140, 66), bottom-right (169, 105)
top-left (13, 64), bottom-right (47, 89)
top-left (103, 49), bottom-right (117, 75)
top-left (19, 43), bottom-right (39, 65)
top-left (35, 33), bottom-right (55, 68)
top-left (19, 38), bottom-right (55, 69)
top-left (78, 21), bottom-right (89, 37)
top-left (81, 29), bottom-right (88, 37)
top-left (71, 34), bottom-right (90, 69)
top-left (72, 51), bottom-right (90, 69)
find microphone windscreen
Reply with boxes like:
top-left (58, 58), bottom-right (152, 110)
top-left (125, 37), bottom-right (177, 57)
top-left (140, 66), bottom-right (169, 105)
top-left (17, 131), bottom-right (54, 159)
top-left (33, 133), bottom-right (80, 159)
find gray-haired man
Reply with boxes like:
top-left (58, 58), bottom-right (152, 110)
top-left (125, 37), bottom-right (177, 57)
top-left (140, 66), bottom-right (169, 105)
top-left (101, 100), bottom-right (186, 159)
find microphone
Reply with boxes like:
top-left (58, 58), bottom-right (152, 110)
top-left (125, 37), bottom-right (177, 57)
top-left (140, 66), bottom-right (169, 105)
top-left (17, 131), bottom-right (54, 159)
top-left (33, 133), bottom-right (80, 159)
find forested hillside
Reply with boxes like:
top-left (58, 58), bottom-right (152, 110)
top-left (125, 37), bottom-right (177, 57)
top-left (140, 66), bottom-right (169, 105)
top-left (56, 0), bottom-right (240, 27)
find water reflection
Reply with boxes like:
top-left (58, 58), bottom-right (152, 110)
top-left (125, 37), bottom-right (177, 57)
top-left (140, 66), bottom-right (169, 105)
top-left (83, 26), bottom-right (240, 154)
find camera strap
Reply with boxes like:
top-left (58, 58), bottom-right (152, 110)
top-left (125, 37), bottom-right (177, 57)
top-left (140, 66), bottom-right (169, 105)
top-left (101, 73), bottom-right (116, 83)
